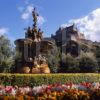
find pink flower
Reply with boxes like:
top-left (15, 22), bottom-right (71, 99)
top-left (17, 88), bottom-right (25, 95)
top-left (5, 86), bottom-right (13, 93)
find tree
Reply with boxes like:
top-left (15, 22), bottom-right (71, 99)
top-left (94, 46), bottom-right (100, 72)
top-left (46, 46), bottom-right (60, 73)
top-left (0, 35), bottom-right (14, 72)
top-left (78, 52), bottom-right (99, 73)
top-left (59, 53), bottom-right (80, 73)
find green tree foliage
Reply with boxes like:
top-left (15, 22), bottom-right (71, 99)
top-left (46, 46), bottom-right (61, 73)
top-left (0, 35), bottom-right (14, 72)
top-left (78, 52), bottom-right (99, 73)
top-left (60, 53), bottom-right (80, 73)
top-left (95, 46), bottom-right (100, 72)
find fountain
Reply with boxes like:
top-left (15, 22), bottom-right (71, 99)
top-left (15, 8), bottom-right (54, 73)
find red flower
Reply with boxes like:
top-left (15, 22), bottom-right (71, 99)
top-left (5, 86), bottom-right (13, 93)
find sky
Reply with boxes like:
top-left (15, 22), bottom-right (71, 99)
top-left (0, 0), bottom-right (100, 43)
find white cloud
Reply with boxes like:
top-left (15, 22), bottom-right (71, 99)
top-left (62, 8), bottom-right (100, 42)
top-left (37, 15), bottom-right (45, 26)
top-left (0, 27), bottom-right (9, 35)
top-left (20, 4), bottom-right (45, 26)
top-left (21, 5), bottom-right (34, 20)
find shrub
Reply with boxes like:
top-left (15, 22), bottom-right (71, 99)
top-left (79, 52), bottom-right (99, 73)
top-left (0, 35), bottom-right (14, 73)
top-left (60, 53), bottom-right (80, 73)
top-left (46, 46), bottom-right (61, 73)
top-left (0, 73), bottom-right (100, 86)
top-left (95, 46), bottom-right (100, 72)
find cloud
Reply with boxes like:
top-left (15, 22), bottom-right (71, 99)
top-left (0, 27), bottom-right (9, 35)
top-left (62, 8), bottom-right (100, 42)
top-left (21, 5), bottom-right (34, 20)
top-left (37, 15), bottom-right (45, 26)
top-left (19, 4), bottom-right (45, 26)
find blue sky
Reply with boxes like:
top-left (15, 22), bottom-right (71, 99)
top-left (0, 0), bottom-right (100, 43)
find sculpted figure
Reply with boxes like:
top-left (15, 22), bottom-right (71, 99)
top-left (32, 8), bottom-right (39, 42)
top-left (38, 54), bottom-right (47, 64)
top-left (34, 56), bottom-right (38, 66)
top-left (27, 27), bottom-right (32, 34)
top-left (32, 8), bottom-right (39, 27)
top-left (37, 29), bottom-right (43, 41)
top-left (42, 56), bottom-right (47, 64)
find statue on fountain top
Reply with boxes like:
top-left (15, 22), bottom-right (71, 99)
top-left (25, 8), bottom-right (43, 42)
top-left (26, 8), bottom-right (42, 42)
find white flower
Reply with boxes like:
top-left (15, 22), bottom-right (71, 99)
top-left (0, 89), bottom-right (5, 95)
top-left (92, 82), bottom-right (100, 89)
top-left (32, 85), bottom-right (47, 95)
top-left (10, 89), bottom-right (16, 96)
top-left (24, 86), bottom-right (31, 94)
top-left (71, 84), bottom-right (78, 89)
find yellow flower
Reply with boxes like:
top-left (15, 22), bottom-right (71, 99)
top-left (38, 97), bottom-right (45, 100)
top-left (51, 92), bottom-right (57, 97)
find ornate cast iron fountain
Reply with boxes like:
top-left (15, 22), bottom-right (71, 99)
top-left (15, 8), bottom-right (54, 73)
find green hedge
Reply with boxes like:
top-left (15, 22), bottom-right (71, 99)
top-left (0, 73), bottom-right (100, 86)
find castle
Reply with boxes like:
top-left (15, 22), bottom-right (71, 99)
top-left (51, 24), bottom-right (100, 56)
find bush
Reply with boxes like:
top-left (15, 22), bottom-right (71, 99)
top-left (60, 53), bottom-right (80, 73)
top-left (79, 52), bottom-right (99, 73)
top-left (0, 35), bottom-right (14, 73)
top-left (0, 73), bottom-right (100, 86)
top-left (95, 46), bottom-right (100, 72)
top-left (46, 46), bottom-right (61, 73)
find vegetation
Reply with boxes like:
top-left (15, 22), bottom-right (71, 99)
top-left (0, 81), bottom-right (100, 100)
top-left (95, 46), bottom-right (100, 72)
top-left (46, 46), bottom-right (61, 73)
top-left (59, 52), bottom-right (99, 73)
top-left (59, 53), bottom-right (80, 73)
top-left (0, 73), bottom-right (100, 86)
top-left (0, 35), bottom-right (14, 73)
top-left (78, 52), bottom-right (99, 73)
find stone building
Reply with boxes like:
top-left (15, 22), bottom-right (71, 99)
top-left (51, 24), bottom-right (90, 56)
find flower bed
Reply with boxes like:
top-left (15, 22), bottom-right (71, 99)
top-left (0, 82), bottom-right (100, 100)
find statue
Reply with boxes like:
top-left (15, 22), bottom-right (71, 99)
top-left (32, 28), bottom-right (38, 42)
top-left (37, 29), bottom-right (43, 41)
top-left (41, 56), bottom-right (47, 64)
top-left (33, 54), bottom-right (47, 67)
top-left (34, 56), bottom-right (39, 67)
top-left (32, 8), bottom-right (39, 27)
top-left (25, 26), bottom-right (32, 38)
top-left (27, 27), bottom-right (32, 34)
top-left (32, 8), bottom-right (39, 42)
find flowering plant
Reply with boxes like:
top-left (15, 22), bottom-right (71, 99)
top-left (0, 82), bottom-right (99, 100)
